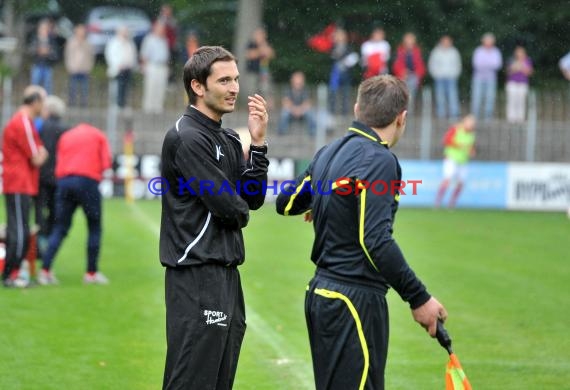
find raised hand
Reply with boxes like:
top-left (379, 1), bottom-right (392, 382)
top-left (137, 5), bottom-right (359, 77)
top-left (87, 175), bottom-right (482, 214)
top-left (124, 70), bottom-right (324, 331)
top-left (248, 94), bottom-right (268, 145)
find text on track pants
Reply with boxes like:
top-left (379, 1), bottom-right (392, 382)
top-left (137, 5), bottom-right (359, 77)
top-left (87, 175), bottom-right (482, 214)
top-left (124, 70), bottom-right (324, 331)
top-left (163, 264), bottom-right (246, 390)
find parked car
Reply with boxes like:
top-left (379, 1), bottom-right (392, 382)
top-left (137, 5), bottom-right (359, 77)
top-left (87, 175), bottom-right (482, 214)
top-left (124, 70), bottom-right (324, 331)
top-left (86, 6), bottom-right (152, 55)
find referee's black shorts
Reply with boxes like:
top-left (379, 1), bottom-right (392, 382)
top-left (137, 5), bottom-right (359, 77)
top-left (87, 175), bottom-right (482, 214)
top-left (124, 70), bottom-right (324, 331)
top-left (305, 270), bottom-right (389, 390)
top-left (163, 264), bottom-right (246, 390)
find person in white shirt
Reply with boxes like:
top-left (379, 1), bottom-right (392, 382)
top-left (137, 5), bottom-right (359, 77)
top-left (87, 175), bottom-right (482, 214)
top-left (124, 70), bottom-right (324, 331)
top-left (470, 33), bottom-right (502, 120)
top-left (104, 26), bottom-right (138, 108)
top-left (140, 22), bottom-right (170, 113)
top-left (559, 51), bottom-right (570, 81)
top-left (360, 27), bottom-right (390, 79)
top-left (428, 35), bottom-right (462, 119)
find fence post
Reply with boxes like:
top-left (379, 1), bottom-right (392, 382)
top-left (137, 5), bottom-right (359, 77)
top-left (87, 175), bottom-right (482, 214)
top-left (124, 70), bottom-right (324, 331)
top-left (315, 83), bottom-right (328, 154)
top-left (525, 89), bottom-right (537, 162)
top-left (0, 36), bottom-right (17, 127)
top-left (106, 79), bottom-right (119, 155)
top-left (1, 75), bottom-right (12, 127)
top-left (123, 127), bottom-right (135, 204)
top-left (420, 86), bottom-right (433, 160)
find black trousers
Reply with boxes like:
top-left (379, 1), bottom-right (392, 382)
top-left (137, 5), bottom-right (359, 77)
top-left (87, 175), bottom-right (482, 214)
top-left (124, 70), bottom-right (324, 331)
top-left (116, 69), bottom-right (132, 108)
top-left (163, 264), bottom-right (246, 390)
top-left (305, 272), bottom-right (389, 390)
top-left (36, 181), bottom-right (56, 238)
top-left (2, 194), bottom-right (32, 280)
top-left (41, 176), bottom-right (102, 272)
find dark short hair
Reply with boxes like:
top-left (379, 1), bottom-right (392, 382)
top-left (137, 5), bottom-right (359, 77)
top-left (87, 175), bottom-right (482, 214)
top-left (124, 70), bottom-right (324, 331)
top-left (183, 46), bottom-right (236, 104)
top-left (356, 75), bottom-right (409, 128)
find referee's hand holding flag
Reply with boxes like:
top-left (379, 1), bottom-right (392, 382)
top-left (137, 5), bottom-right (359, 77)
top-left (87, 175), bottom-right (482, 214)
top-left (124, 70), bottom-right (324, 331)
top-left (412, 296), bottom-right (448, 336)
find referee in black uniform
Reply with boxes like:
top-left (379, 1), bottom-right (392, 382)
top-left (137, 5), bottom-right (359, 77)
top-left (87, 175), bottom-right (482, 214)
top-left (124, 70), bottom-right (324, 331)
top-left (276, 75), bottom-right (447, 390)
top-left (160, 46), bottom-right (269, 389)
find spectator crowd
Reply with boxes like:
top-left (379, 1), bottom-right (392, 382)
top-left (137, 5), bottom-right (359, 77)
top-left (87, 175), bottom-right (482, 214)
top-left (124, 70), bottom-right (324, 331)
top-left (16, 6), bottom-right (570, 132)
top-left (24, 4), bottom-right (178, 114)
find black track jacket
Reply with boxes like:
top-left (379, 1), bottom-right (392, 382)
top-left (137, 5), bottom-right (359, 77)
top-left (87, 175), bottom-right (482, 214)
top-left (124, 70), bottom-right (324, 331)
top-left (160, 106), bottom-right (269, 268)
top-left (276, 121), bottom-right (430, 309)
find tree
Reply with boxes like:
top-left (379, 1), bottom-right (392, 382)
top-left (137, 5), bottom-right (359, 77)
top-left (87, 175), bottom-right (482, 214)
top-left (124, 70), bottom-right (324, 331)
top-left (233, 0), bottom-right (263, 99)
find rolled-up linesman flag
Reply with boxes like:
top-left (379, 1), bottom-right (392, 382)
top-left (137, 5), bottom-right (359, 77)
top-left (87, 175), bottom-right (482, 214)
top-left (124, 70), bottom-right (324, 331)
top-left (436, 320), bottom-right (472, 390)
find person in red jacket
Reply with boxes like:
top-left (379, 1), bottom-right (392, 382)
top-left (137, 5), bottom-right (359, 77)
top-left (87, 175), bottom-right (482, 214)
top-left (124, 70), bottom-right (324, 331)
top-left (38, 123), bottom-right (112, 285)
top-left (392, 32), bottom-right (426, 102)
top-left (2, 85), bottom-right (49, 288)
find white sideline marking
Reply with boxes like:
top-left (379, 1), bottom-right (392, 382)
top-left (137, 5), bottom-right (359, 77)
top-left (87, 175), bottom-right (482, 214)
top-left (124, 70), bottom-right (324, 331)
top-left (128, 203), bottom-right (160, 237)
top-left (245, 308), bottom-right (313, 389)
top-left (390, 358), bottom-right (570, 369)
top-left (128, 202), bottom-right (314, 389)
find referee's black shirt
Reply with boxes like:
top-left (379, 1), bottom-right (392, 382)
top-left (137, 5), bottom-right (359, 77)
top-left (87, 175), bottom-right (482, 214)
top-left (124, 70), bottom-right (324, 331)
top-left (160, 106), bottom-right (269, 268)
top-left (277, 121), bottom-right (430, 309)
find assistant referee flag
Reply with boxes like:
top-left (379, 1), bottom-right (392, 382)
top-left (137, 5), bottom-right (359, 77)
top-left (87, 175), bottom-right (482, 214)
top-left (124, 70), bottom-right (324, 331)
top-left (446, 353), bottom-right (472, 390)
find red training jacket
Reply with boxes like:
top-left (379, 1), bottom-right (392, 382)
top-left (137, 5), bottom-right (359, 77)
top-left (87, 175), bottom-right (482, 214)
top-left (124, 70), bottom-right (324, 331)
top-left (55, 123), bottom-right (112, 182)
top-left (2, 110), bottom-right (44, 195)
top-left (392, 45), bottom-right (426, 84)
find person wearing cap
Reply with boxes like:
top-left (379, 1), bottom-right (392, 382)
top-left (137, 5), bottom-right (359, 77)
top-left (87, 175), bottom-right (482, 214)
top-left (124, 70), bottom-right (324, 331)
top-left (2, 85), bottom-right (49, 288)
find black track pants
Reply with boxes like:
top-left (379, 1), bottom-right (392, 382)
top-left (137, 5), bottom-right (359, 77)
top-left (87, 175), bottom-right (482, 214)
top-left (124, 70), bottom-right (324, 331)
top-left (163, 264), bottom-right (246, 390)
top-left (305, 273), bottom-right (389, 390)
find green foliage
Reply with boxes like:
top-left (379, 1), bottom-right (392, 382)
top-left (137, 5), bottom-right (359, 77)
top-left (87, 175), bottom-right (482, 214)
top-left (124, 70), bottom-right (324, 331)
top-left (262, 0), bottom-right (569, 86)
top-left (0, 60), bottom-right (12, 77)
top-left (19, 0), bottom-right (569, 86)
top-left (171, 0), bottom-right (237, 49)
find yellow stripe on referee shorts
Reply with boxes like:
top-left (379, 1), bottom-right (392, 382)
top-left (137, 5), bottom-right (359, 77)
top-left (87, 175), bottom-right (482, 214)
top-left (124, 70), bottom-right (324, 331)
top-left (314, 288), bottom-right (370, 390)
top-left (284, 175), bottom-right (311, 216)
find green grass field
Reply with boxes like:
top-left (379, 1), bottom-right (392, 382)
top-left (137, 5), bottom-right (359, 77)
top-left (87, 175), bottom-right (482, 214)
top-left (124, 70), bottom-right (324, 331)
top-left (0, 199), bottom-right (568, 389)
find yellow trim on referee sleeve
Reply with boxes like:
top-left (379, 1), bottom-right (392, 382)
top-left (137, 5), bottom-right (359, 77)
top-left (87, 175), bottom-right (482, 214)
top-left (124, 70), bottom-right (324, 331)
top-left (314, 288), bottom-right (370, 390)
top-left (284, 175), bottom-right (311, 216)
top-left (359, 187), bottom-right (379, 272)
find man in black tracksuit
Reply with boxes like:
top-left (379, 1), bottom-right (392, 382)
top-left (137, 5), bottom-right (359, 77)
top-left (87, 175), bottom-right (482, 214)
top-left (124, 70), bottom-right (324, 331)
top-left (160, 46), bottom-right (269, 389)
top-left (277, 75), bottom-right (447, 390)
top-left (36, 96), bottom-right (69, 248)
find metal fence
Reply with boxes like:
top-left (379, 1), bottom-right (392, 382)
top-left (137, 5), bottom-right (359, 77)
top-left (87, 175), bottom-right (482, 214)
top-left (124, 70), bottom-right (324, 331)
top-left (1, 68), bottom-right (569, 162)
top-left (270, 85), bottom-right (570, 163)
